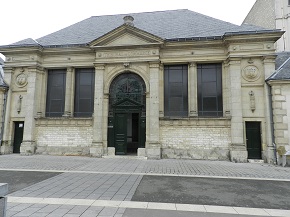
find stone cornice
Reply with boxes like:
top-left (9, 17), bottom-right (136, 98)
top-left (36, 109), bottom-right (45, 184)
top-left (267, 80), bottom-right (290, 85)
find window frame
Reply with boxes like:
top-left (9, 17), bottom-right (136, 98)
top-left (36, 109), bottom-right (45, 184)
top-left (74, 68), bottom-right (95, 117)
top-left (197, 63), bottom-right (223, 117)
top-left (45, 69), bottom-right (66, 117)
top-left (164, 64), bottom-right (188, 117)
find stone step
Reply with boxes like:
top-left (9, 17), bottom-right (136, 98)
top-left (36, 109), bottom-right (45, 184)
top-left (248, 159), bottom-right (265, 164)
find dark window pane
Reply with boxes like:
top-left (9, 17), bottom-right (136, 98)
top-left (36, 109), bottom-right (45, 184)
top-left (78, 99), bottom-right (92, 112)
top-left (203, 97), bottom-right (217, 111)
top-left (164, 65), bottom-right (188, 117)
top-left (202, 82), bottom-right (217, 96)
top-left (74, 68), bottom-right (95, 117)
top-left (80, 73), bottom-right (92, 85)
top-left (197, 63), bottom-right (223, 117)
top-left (169, 71), bottom-right (183, 82)
top-left (169, 83), bottom-right (183, 96)
top-left (46, 69), bottom-right (66, 117)
top-left (79, 86), bottom-right (92, 98)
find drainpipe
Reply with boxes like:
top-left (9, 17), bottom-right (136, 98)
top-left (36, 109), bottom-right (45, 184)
top-left (266, 82), bottom-right (277, 165)
top-left (0, 87), bottom-right (8, 148)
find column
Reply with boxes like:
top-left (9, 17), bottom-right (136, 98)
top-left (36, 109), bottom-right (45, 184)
top-left (146, 62), bottom-right (161, 159)
top-left (0, 67), bottom-right (12, 154)
top-left (90, 64), bottom-right (105, 157)
top-left (189, 62), bottom-right (198, 117)
top-left (63, 67), bottom-right (74, 117)
top-left (227, 58), bottom-right (248, 162)
top-left (263, 56), bottom-right (277, 163)
top-left (20, 66), bottom-right (39, 155)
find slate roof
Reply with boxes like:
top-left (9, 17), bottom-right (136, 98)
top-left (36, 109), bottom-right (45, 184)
top-left (11, 38), bottom-right (40, 46)
top-left (1, 9), bottom-right (278, 48)
top-left (267, 52), bottom-right (290, 80)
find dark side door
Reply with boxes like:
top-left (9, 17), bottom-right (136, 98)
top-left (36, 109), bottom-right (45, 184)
top-left (246, 122), bottom-right (262, 159)
top-left (13, 122), bottom-right (24, 153)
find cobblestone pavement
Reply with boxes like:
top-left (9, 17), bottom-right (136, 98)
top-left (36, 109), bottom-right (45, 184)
top-left (1, 154), bottom-right (290, 217)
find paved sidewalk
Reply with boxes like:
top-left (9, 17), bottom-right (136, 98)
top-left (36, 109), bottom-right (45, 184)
top-left (0, 154), bottom-right (290, 180)
top-left (0, 154), bottom-right (290, 217)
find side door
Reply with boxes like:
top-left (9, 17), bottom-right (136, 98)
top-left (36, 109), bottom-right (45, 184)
top-left (246, 122), bottom-right (262, 159)
top-left (13, 122), bottom-right (24, 153)
top-left (115, 113), bottom-right (127, 155)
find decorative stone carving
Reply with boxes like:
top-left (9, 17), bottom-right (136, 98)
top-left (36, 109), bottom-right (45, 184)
top-left (123, 15), bottom-right (134, 26)
top-left (247, 58), bottom-right (254, 64)
top-left (15, 73), bottom-right (28, 87)
top-left (123, 62), bottom-right (130, 68)
top-left (249, 91), bottom-right (255, 112)
top-left (17, 95), bottom-right (23, 114)
top-left (242, 65), bottom-right (260, 82)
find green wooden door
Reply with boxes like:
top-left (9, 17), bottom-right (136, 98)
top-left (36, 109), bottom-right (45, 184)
top-left (115, 113), bottom-right (127, 155)
top-left (246, 122), bottom-right (262, 159)
top-left (13, 122), bottom-right (24, 153)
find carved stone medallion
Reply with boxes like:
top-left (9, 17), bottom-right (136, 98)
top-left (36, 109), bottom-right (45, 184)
top-left (15, 73), bottom-right (28, 87)
top-left (242, 65), bottom-right (260, 82)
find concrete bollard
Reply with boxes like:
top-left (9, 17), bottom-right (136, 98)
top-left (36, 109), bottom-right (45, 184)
top-left (0, 183), bottom-right (8, 217)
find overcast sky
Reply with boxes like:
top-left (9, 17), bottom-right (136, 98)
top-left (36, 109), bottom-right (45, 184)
top-left (0, 0), bottom-right (256, 47)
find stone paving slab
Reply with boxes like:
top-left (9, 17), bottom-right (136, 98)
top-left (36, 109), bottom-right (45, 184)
top-left (7, 197), bottom-right (290, 217)
top-left (0, 171), bottom-right (61, 193)
top-left (8, 173), bottom-right (142, 201)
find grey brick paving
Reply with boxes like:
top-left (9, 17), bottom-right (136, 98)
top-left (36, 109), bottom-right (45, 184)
top-left (0, 155), bottom-right (290, 180)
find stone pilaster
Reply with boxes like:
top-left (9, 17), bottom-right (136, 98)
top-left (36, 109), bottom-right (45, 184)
top-left (189, 62), bottom-right (198, 117)
top-left (227, 58), bottom-right (247, 162)
top-left (35, 68), bottom-right (45, 118)
top-left (63, 67), bottom-right (74, 117)
top-left (146, 62), bottom-right (161, 159)
top-left (1, 67), bottom-right (13, 154)
top-left (20, 67), bottom-right (40, 155)
top-left (263, 56), bottom-right (276, 163)
top-left (90, 64), bottom-right (105, 157)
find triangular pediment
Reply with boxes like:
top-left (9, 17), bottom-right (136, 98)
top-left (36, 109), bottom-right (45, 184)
top-left (90, 24), bottom-right (164, 47)
top-left (113, 98), bottom-right (143, 108)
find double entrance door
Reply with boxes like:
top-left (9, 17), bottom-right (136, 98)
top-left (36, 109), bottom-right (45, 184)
top-left (108, 110), bottom-right (145, 155)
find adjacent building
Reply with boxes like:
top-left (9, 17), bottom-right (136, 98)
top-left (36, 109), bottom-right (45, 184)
top-left (0, 9), bottom-right (284, 163)
top-left (244, 0), bottom-right (290, 165)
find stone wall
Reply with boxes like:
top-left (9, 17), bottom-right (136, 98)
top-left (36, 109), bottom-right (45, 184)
top-left (243, 0), bottom-right (275, 29)
top-left (160, 119), bottom-right (231, 160)
top-left (35, 118), bottom-right (93, 156)
top-left (272, 84), bottom-right (290, 165)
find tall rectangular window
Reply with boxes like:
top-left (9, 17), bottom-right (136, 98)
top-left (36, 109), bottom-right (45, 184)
top-left (74, 68), bottom-right (95, 117)
top-left (197, 63), bottom-right (223, 117)
top-left (46, 69), bottom-right (66, 117)
top-left (164, 65), bottom-right (188, 117)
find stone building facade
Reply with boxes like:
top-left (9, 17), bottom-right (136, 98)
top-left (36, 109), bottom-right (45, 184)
top-left (0, 10), bottom-right (283, 163)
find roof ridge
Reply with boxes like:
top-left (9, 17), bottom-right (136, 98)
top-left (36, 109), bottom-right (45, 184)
top-left (89, 9), bottom-right (189, 18)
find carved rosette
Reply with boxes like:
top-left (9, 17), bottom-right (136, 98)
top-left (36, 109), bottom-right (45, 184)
top-left (15, 73), bottom-right (28, 88)
top-left (242, 65), bottom-right (260, 82)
